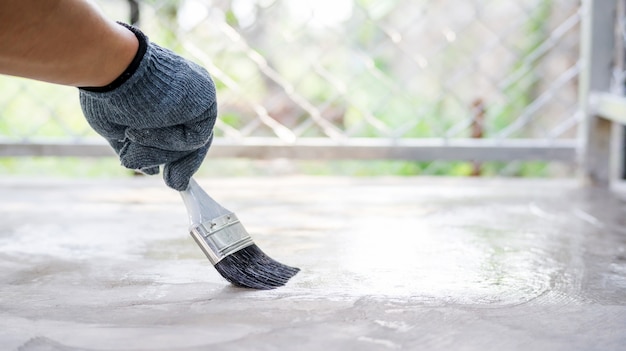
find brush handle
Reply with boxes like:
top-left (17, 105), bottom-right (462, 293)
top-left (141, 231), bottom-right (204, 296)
top-left (180, 178), bottom-right (231, 226)
top-left (180, 178), bottom-right (254, 265)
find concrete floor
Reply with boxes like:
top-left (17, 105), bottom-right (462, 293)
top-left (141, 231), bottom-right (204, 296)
top-left (1, 176), bottom-right (626, 351)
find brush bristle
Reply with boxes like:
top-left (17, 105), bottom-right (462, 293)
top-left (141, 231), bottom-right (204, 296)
top-left (213, 244), bottom-right (300, 289)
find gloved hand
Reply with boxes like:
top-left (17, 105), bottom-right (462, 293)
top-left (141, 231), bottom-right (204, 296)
top-left (79, 23), bottom-right (217, 191)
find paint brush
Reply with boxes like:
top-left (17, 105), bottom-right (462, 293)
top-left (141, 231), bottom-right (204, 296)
top-left (180, 178), bottom-right (299, 289)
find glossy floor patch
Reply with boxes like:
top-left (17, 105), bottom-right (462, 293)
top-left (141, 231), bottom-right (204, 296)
top-left (1, 177), bottom-right (625, 350)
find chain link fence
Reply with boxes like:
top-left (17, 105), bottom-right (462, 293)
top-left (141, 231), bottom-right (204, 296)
top-left (0, 0), bottom-right (582, 177)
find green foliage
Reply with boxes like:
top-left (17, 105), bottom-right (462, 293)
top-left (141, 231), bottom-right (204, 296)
top-left (493, 1), bottom-right (553, 133)
top-left (225, 9), bottom-right (239, 27)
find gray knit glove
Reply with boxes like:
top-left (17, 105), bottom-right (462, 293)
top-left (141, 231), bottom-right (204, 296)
top-left (79, 24), bottom-right (217, 191)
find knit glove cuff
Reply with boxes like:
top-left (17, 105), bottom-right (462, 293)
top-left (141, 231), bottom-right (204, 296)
top-left (79, 23), bottom-right (217, 190)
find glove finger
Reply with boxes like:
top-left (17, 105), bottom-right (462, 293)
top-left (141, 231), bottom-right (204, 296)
top-left (82, 111), bottom-right (127, 141)
top-left (82, 115), bottom-right (128, 159)
top-left (119, 142), bottom-right (192, 171)
top-left (163, 138), bottom-right (211, 191)
top-left (107, 139), bottom-right (126, 155)
top-left (125, 113), bottom-right (215, 152)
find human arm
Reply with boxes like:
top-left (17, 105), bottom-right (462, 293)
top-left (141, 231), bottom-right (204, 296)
top-left (0, 0), bottom-right (137, 87)
top-left (0, 0), bottom-right (217, 190)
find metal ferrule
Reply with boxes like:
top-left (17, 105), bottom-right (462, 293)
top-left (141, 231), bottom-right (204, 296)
top-left (189, 213), bottom-right (255, 265)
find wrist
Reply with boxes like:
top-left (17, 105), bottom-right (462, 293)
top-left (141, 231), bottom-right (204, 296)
top-left (82, 22), bottom-right (142, 91)
top-left (80, 30), bottom-right (217, 130)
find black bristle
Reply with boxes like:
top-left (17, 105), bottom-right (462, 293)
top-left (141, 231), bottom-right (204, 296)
top-left (214, 244), bottom-right (300, 289)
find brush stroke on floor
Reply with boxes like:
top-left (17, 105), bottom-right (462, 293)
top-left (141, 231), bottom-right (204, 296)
top-left (0, 177), bottom-right (625, 351)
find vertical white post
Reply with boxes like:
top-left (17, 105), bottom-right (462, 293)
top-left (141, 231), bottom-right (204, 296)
top-left (578, 0), bottom-right (617, 185)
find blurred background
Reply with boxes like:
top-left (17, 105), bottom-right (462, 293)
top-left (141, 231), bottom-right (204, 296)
top-left (0, 0), bottom-right (582, 179)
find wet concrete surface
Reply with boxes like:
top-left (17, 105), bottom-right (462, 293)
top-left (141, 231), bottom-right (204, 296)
top-left (1, 176), bottom-right (625, 351)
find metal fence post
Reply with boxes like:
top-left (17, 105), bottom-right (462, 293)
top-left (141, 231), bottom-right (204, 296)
top-left (578, 0), bottom-right (617, 185)
top-left (128, 0), bottom-right (140, 26)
